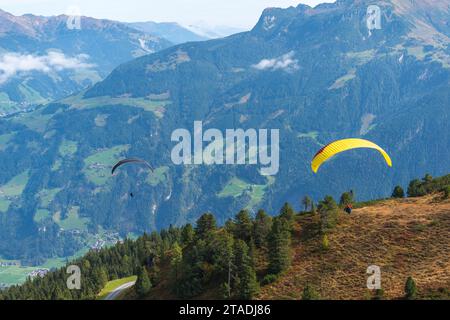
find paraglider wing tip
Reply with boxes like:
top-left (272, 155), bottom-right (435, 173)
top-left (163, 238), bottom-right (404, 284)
top-left (381, 150), bottom-right (393, 168)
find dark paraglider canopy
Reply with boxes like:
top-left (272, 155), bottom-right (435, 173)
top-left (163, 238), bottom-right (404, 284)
top-left (111, 158), bottom-right (153, 175)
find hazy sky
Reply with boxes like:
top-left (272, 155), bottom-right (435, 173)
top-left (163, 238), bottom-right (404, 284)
top-left (0, 0), bottom-right (335, 29)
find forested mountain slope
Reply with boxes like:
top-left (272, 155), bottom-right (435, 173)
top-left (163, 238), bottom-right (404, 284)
top-left (0, 0), bottom-right (449, 262)
top-left (1, 174), bottom-right (448, 300)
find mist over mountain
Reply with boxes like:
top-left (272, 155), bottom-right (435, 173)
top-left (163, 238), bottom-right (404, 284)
top-left (128, 21), bottom-right (209, 44)
top-left (0, 9), bottom-right (173, 115)
top-left (0, 0), bottom-right (449, 266)
top-left (182, 22), bottom-right (247, 39)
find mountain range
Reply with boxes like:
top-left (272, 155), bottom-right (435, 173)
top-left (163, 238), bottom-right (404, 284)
top-left (0, 9), bottom-right (216, 116)
top-left (0, 0), bottom-right (449, 267)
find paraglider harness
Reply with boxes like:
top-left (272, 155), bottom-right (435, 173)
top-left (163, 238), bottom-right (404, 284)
top-left (344, 203), bottom-right (353, 214)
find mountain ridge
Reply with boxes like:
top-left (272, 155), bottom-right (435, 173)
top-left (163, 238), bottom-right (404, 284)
top-left (0, 8), bottom-right (173, 115)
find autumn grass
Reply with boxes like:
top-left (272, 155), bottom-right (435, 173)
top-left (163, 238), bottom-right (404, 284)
top-left (258, 194), bottom-right (450, 300)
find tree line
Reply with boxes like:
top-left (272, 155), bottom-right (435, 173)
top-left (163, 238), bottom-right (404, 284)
top-left (0, 203), bottom-right (297, 300)
top-left (1, 173), bottom-right (448, 300)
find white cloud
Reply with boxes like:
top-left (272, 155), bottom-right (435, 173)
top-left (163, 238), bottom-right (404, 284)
top-left (252, 51), bottom-right (299, 72)
top-left (0, 51), bottom-right (95, 84)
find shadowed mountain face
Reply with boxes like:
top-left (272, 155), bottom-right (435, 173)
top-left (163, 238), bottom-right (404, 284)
top-left (0, 0), bottom-right (449, 262)
top-left (0, 9), bottom-right (172, 115)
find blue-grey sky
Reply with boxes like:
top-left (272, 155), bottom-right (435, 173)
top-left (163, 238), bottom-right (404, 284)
top-left (0, 0), bottom-right (335, 29)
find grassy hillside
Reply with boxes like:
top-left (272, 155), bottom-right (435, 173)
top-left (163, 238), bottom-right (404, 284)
top-left (129, 194), bottom-right (449, 300)
top-left (1, 175), bottom-right (448, 300)
top-left (259, 195), bottom-right (450, 300)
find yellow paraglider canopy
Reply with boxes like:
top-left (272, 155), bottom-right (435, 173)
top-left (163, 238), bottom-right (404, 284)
top-left (311, 138), bottom-right (392, 173)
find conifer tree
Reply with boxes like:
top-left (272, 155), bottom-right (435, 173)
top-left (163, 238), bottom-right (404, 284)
top-left (302, 284), bottom-right (320, 300)
top-left (253, 209), bottom-right (272, 248)
top-left (170, 242), bottom-right (183, 283)
top-left (211, 231), bottom-right (234, 276)
top-left (280, 202), bottom-right (295, 222)
top-left (279, 202), bottom-right (295, 232)
top-left (233, 240), bottom-right (259, 299)
top-left (195, 213), bottom-right (217, 239)
top-left (181, 224), bottom-right (195, 244)
top-left (135, 266), bottom-right (152, 296)
top-left (339, 192), bottom-right (354, 206)
top-left (318, 195), bottom-right (339, 233)
top-left (97, 267), bottom-right (109, 288)
top-left (405, 276), bottom-right (417, 300)
top-left (267, 217), bottom-right (291, 275)
top-left (321, 234), bottom-right (329, 250)
top-left (234, 210), bottom-right (253, 243)
top-left (392, 186), bottom-right (405, 198)
top-left (301, 196), bottom-right (312, 212)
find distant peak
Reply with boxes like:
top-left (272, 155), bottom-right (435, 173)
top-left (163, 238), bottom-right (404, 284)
top-left (0, 8), bottom-right (13, 17)
top-left (391, 0), bottom-right (450, 13)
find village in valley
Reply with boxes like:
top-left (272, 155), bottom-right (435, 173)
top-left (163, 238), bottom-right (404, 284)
top-left (0, 230), bottom-right (122, 289)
